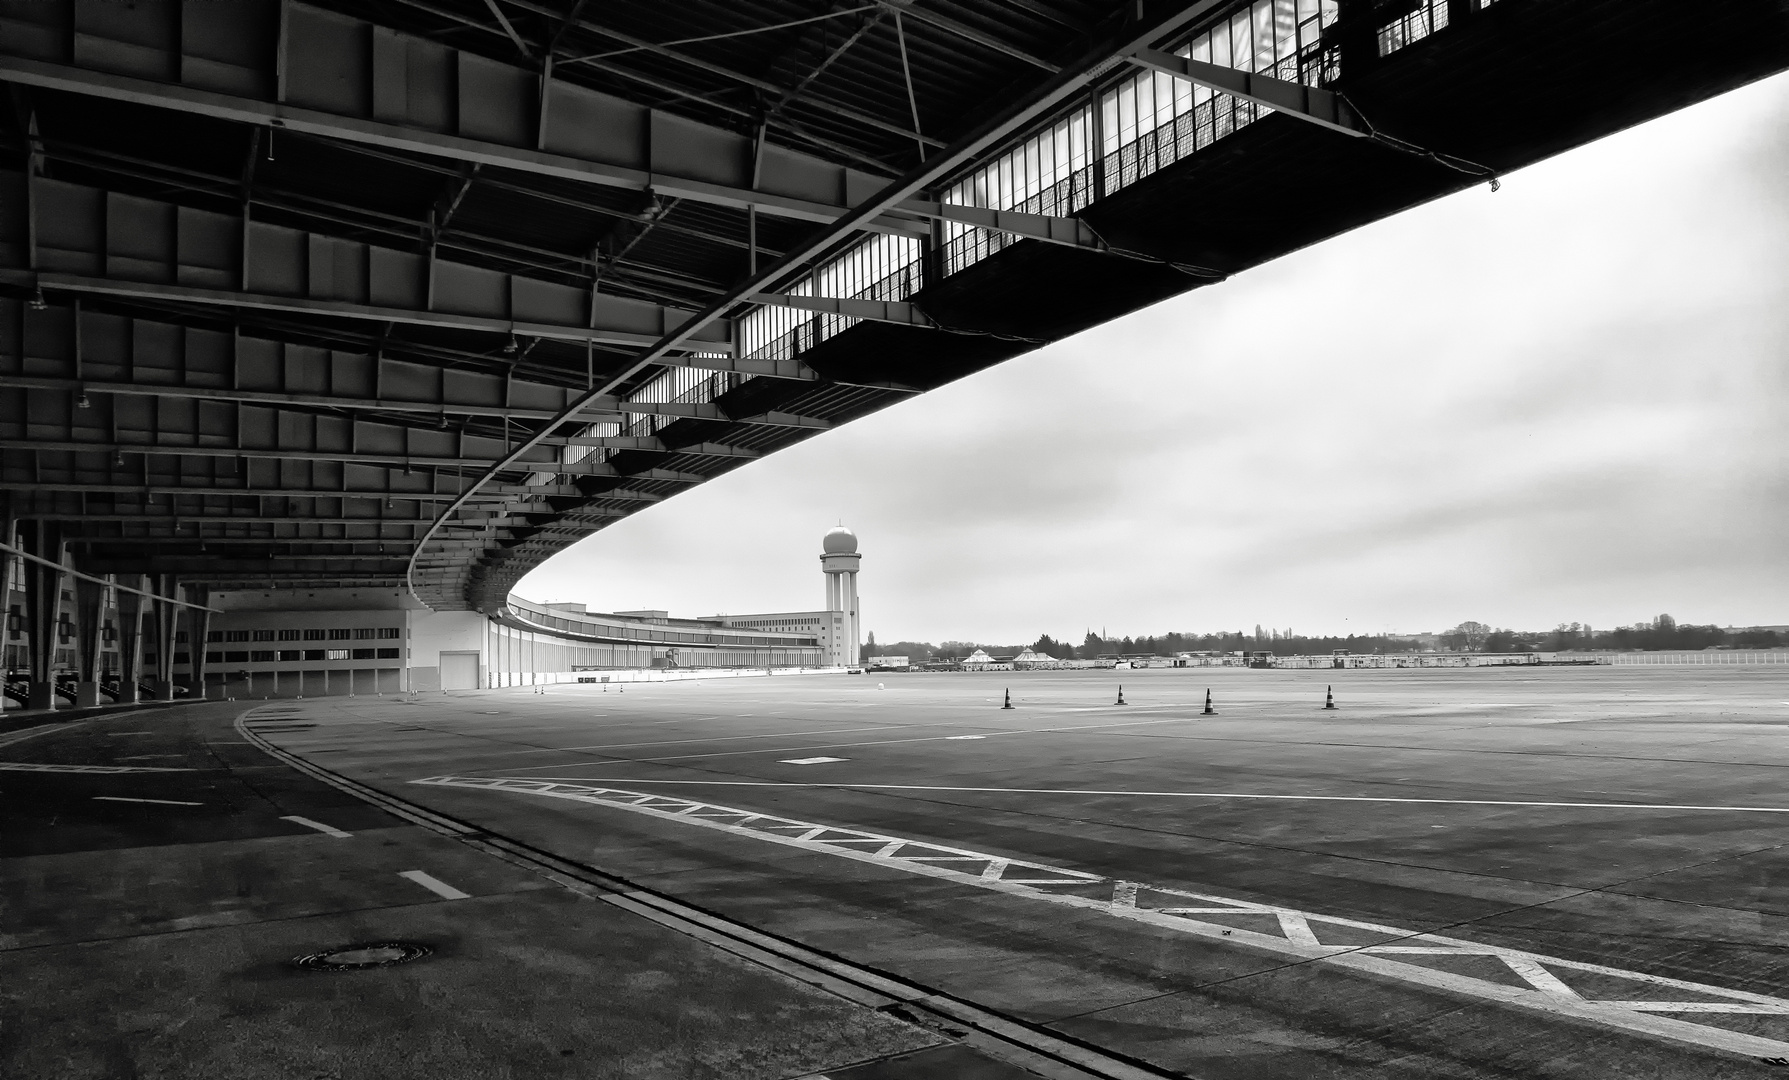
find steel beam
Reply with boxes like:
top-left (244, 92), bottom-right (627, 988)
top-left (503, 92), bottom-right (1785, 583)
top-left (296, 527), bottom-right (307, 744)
top-left (0, 45), bottom-right (928, 235)
top-left (0, 438), bottom-right (706, 481)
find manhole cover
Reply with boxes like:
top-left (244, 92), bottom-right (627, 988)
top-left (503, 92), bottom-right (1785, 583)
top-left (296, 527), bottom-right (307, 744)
top-left (293, 942), bottom-right (431, 970)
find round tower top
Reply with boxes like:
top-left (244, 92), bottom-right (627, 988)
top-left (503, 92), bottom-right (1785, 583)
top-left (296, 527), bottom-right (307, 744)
top-left (822, 525), bottom-right (858, 554)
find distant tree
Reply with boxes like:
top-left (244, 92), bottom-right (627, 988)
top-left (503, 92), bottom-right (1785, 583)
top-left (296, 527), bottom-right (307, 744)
top-left (1442, 621), bottom-right (1492, 651)
top-left (865, 630), bottom-right (877, 654)
top-left (1031, 634), bottom-right (1062, 657)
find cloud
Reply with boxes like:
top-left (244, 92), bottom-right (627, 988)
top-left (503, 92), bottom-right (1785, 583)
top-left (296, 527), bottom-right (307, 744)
top-left (517, 71), bottom-right (1789, 642)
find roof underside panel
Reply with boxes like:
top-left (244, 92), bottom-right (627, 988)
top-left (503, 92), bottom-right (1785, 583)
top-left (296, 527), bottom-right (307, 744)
top-left (0, 0), bottom-right (1781, 608)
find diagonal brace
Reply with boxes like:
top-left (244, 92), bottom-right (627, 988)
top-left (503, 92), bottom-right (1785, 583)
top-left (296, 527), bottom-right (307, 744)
top-left (1127, 48), bottom-right (1368, 138)
top-left (748, 293), bottom-right (936, 329)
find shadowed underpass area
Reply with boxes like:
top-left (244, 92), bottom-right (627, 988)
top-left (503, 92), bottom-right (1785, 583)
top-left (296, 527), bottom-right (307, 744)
top-left (0, 702), bottom-right (969, 1080)
top-left (11, 666), bottom-right (1783, 1078)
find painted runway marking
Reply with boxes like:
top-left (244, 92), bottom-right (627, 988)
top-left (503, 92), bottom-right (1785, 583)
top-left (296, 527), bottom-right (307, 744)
top-left (780, 757), bottom-right (847, 765)
top-left (0, 761), bottom-right (192, 773)
top-left (414, 774), bottom-right (1789, 1060)
top-left (946, 735), bottom-right (987, 740)
top-left (509, 723), bottom-right (905, 755)
top-left (399, 870), bottom-right (469, 900)
top-left (494, 779), bottom-right (1789, 815)
top-left (92, 795), bottom-right (203, 806)
top-left (281, 815), bottom-right (353, 838)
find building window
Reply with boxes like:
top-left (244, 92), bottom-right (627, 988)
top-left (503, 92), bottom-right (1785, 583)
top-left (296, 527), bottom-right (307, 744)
top-left (325, 649), bottom-right (349, 660)
top-left (353, 628), bottom-right (376, 640)
top-left (376, 647), bottom-right (399, 659)
top-left (377, 627), bottom-right (401, 639)
top-left (278, 650), bottom-right (300, 661)
top-left (206, 630), bottom-right (224, 643)
top-left (175, 631), bottom-right (188, 643)
top-left (225, 630), bottom-right (250, 642)
top-left (225, 651), bottom-right (249, 663)
top-left (278, 629), bottom-right (300, 641)
top-left (351, 648), bottom-right (375, 660)
top-left (205, 651), bottom-right (223, 663)
top-left (304, 629), bottom-right (326, 641)
top-left (250, 650), bottom-right (274, 662)
top-left (328, 629), bottom-right (352, 640)
top-left (174, 651), bottom-right (189, 663)
top-left (252, 629), bottom-right (275, 642)
top-left (303, 649), bottom-right (326, 661)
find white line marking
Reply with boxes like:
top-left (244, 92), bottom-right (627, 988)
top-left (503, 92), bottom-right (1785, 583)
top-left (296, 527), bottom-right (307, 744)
top-left (0, 762), bottom-right (192, 773)
top-left (946, 735), bottom-right (986, 740)
top-left (497, 778), bottom-right (1789, 815)
top-left (281, 815), bottom-right (352, 838)
top-left (92, 795), bottom-right (202, 806)
top-left (413, 775), bottom-right (1789, 1060)
top-left (510, 724), bottom-right (904, 755)
top-left (779, 756), bottom-right (847, 765)
top-left (399, 870), bottom-right (469, 900)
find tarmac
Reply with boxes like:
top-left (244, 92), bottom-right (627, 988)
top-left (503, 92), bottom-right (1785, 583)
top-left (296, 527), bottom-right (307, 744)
top-left (4, 665), bottom-right (1788, 1078)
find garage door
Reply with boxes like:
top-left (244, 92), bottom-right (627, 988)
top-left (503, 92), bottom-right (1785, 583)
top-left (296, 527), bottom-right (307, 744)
top-left (439, 651), bottom-right (479, 690)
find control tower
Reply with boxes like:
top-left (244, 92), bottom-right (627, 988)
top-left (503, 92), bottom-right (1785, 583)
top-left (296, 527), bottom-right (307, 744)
top-left (820, 526), bottom-right (861, 668)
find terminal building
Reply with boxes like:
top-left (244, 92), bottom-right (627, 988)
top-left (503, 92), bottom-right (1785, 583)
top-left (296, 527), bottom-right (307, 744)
top-left (2, 526), bottom-right (864, 705)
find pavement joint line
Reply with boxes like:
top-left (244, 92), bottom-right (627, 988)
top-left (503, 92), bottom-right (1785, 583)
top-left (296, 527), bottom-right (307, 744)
top-left (0, 761), bottom-right (193, 773)
top-left (486, 779), bottom-right (1789, 815)
top-left (399, 869), bottom-right (470, 900)
top-left (92, 795), bottom-right (203, 806)
top-left (415, 774), bottom-right (1789, 1062)
top-left (281, 814), bottom-right (353, 838)
top-left (227, 708), bottom-right (1175, 1080)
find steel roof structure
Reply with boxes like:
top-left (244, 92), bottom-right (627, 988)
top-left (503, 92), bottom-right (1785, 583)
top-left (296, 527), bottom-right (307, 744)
top-left (1, 0), bottom-right (1785, 613)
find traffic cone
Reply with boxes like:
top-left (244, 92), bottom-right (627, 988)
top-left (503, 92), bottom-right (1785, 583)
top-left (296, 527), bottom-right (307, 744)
top-left (1002, 688), bottom-right (1013, 710)
top-left (1324, 685), bottom-right (1337, 710)
top-left (1116, 684), bottom-right (1126, 705)
top-left (1202, 689), bottom-right (1215, 715)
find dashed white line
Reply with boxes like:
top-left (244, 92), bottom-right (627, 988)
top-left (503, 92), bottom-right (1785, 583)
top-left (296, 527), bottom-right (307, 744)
top-left (398, 870), bottom-right (469, 900)
top-left (92, 795), bottom-right (203, 806)
top-left (281, 815), bottom-right (353, 838)
top-left (780, 757), bottom-right (847, 765)
top-left (946, 735), bottom-right (987, 740)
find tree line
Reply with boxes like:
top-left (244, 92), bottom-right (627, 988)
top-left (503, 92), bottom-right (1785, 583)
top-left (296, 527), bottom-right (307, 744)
top-left (864, 615), bottom-right (1781, 661)
top-left (1442, 615), bottom-right (1781, 653)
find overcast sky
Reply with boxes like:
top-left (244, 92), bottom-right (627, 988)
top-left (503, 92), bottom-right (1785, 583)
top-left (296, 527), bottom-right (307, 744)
top-left (517, 72), bottom-right (1789, 644)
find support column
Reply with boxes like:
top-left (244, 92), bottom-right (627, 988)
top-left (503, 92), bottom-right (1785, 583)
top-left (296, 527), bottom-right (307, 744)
top-left (150, 573), bottom-right (179, 700)
top-left (0, 511), bottom-right (15, 708)
top-left (21, 522), bottom-right (63, 711)
top-left (114, 574), bottom-right (144, 705)
top-left (184, 584), bottom-right (211, 701)
top-left (73, 571), bottom-right (103, 708)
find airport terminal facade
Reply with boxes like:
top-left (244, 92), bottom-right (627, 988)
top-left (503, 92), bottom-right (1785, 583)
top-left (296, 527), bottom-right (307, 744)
top-left (1, 526), bottom-right (863, 704)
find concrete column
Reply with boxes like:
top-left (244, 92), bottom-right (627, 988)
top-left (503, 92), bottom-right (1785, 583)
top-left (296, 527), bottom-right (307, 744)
top-left (184, 584), bottom-right (211, 701)
top-left (114, 574), bottom-right (144, 705)
top-left (0, 513), bottom-right (15, 709)
top-left (72, 572), bottom-right (103, 708)
top-left (150, 573), bottom-right (178, 700)
top-left (21, 522), bottom-right (63, 711)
